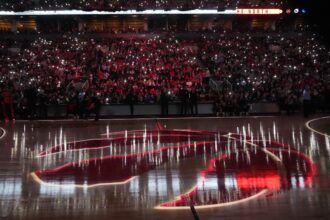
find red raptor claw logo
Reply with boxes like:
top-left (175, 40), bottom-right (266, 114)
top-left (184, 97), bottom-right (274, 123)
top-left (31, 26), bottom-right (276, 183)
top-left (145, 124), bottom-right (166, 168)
top-left (31, 123), bottom-right (315, 210)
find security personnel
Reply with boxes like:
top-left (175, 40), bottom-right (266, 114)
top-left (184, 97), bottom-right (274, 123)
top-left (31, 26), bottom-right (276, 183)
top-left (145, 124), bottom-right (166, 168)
top-left (179, 87), bottom-right (188, 116)
top-left (160, 89), bottom-right (169, 116)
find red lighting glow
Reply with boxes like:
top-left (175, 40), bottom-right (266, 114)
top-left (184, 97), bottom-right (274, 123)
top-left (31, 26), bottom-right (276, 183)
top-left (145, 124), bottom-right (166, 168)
top-left (236, 171), bottom-right (281, 190)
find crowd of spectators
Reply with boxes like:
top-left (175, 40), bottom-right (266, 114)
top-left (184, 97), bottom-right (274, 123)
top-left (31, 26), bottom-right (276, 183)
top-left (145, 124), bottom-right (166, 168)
top-left (0, 35), bottom-right (207, 103)
top-left (0, 35), bottom-right (209, 119)
top-left (199, 33), bottom-right (330, 115)
top-left (0, 0), bottom-right (283, 11)
top-left (0, 30), bottom-right (330, 120)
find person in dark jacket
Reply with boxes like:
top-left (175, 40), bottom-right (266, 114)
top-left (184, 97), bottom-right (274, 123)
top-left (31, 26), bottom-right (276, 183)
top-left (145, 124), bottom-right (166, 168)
top-left (85, 93), bottom-right (101, 121)
top-left (67, 92), bottom-right (79, 119)
top-left (179, 87), bottom-right (188, 116)
top-left (302, 86), bottom-right (311, 118)
top-left (24, 86), bottom-right (37, 119)
top-left (1, 86), bottom-right (15, 122)
top-left (189, 88), bottom-right (198, 115)
top-left (160, 89), bottom-right (169, 116)
top-left (37, 91), bottom-right (48, 119)
top-left (126, 89), bottom-right (136, 116)
top-left (78, 91), bottom-right (87, 119)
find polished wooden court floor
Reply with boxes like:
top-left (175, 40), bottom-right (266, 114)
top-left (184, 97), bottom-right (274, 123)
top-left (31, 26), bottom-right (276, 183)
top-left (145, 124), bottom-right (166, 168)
top-left (0, 115), bottom-right (329, 220)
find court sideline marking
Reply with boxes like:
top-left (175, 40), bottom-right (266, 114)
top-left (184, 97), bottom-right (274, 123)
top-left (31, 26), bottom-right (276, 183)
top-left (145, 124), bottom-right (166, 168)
top-left (305, 116), bottom-right (330, 138)
top-left (0, 127), bottom-right (6, 140)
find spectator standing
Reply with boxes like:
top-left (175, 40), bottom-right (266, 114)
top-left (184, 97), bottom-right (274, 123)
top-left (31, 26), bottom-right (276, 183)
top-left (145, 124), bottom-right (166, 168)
top-left (85, 93), bottom-right (101, 121)
top-left (126, 90), bottom-right (136, 116)
top-left (78, 91), bottom-right (87, 119)
top-left (189, 88), bottom-right (198, 115)
top-left (302, 86), bottom-right (311, 118)
top-left (24, 86), bottom-right (37, 120)
top-left (1, 86), bottom-right (15, 122)
top-left (179, 87), bottom-right (188, 116)
top-left (160, 89), bottom-right (169, 116)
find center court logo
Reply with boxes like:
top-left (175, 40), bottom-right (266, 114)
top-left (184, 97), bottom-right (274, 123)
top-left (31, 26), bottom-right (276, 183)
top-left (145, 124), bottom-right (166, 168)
top-left (31, 123), bottom-right (315, 209)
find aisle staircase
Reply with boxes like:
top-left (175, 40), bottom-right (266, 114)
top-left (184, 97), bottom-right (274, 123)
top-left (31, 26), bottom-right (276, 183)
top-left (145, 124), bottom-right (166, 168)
top-left (209, 77), bottom-right (232, 94)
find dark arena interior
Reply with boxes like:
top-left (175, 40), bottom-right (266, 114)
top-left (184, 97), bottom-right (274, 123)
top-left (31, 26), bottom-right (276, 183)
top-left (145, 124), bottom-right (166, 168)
top-left (0, 1), bottom-right (330, 220)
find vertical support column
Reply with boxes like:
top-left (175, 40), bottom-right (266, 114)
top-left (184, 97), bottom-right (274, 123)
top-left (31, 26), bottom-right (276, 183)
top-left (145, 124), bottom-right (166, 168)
top-left (166, 18), bottom-right (169, 31)
top-left (144, 17), bottom-right (148, 31)
top-left (228, 19), bottom-right (233, 30)
top-left (11, 20), bottom-right (17, 33)
top-left (78, 19), bottom-right (83, 32)
top-left (271, 20), bottom-right (276, 31)
top-left (187, 17), bottom-right (191, 31)
top-left (123, 18), bottom-right (126, 31)
top-left (57, 20), bottom-right (61, 32)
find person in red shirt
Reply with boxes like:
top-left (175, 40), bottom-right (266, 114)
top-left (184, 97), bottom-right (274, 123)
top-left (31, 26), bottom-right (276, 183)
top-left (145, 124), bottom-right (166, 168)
top-left (1, 86), bottom-right (15, 122)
